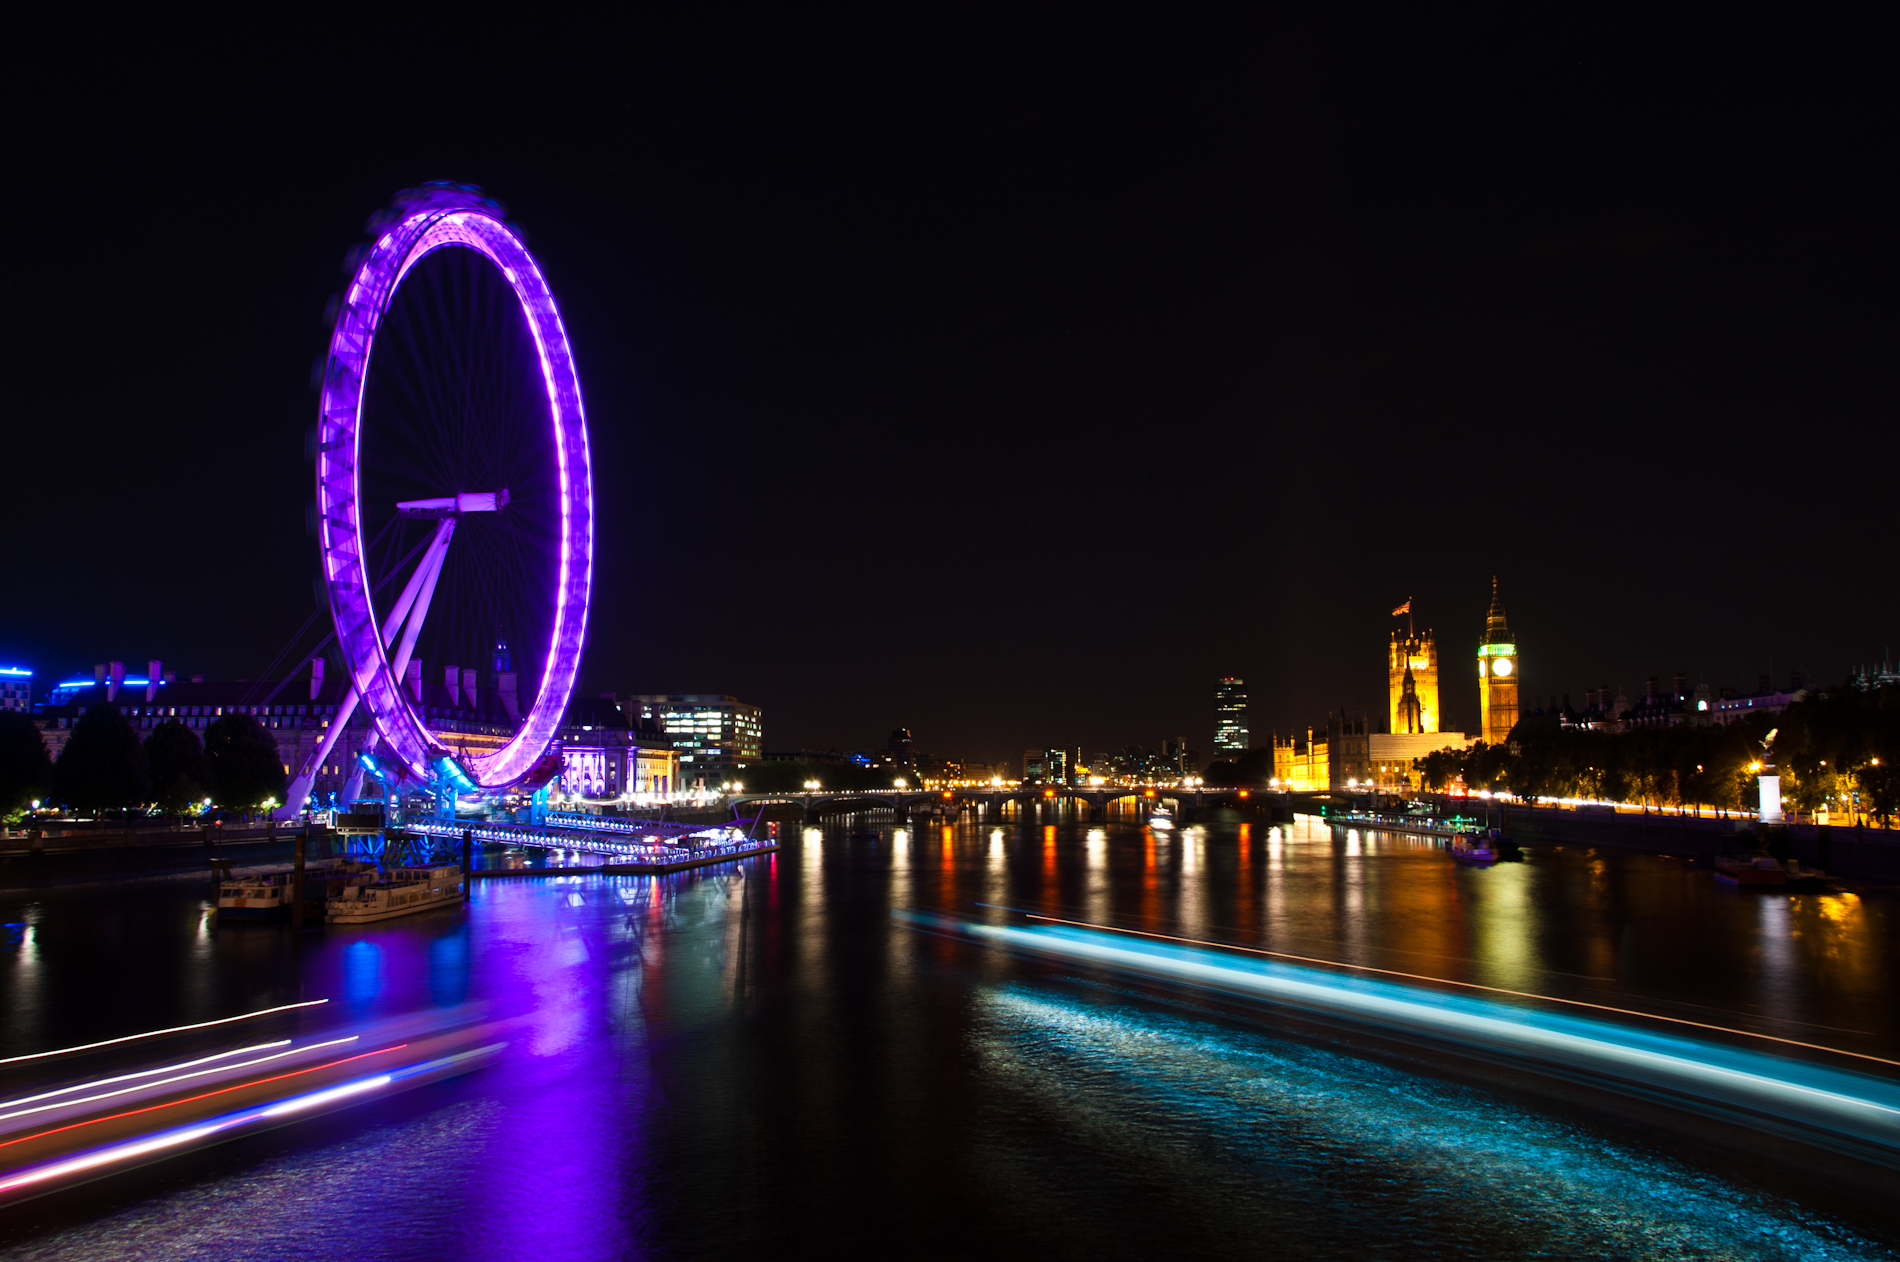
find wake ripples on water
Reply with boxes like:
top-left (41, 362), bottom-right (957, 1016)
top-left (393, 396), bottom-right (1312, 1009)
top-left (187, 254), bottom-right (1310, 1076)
top-left (0, 1100), bottom-right (498, 1262)
top-left (970, 985), bottom-right (1894, 1260)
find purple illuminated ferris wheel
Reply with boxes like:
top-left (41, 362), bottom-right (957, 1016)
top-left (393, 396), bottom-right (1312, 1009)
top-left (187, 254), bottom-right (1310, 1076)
top-left (303, 184), bottom-right (593, 797)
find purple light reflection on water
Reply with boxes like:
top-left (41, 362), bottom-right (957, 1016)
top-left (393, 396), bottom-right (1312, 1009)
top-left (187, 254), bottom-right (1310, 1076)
top-left (3, 826), bottom-right (1898, 1258)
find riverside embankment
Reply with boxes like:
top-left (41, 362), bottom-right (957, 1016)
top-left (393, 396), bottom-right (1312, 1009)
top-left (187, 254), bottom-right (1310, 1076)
top-left (1409, 796), bottom-right (1900, 882)
top-left (0, 825), bottom-right (300, 888)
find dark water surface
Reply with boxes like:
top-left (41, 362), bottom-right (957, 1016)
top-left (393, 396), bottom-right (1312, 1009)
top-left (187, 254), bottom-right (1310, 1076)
top-left (2, 817), bottom-right (1897, 1259)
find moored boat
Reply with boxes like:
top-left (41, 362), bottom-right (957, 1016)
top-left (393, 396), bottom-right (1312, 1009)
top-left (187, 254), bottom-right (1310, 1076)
top-left (1713, 854), bottom-right (1788, 887)
top-left (216, 874), bottom-right (290, 921)
top-left (325, 864), bottom-right (464, 925)
top-left (1784, 859), bottom-right (1828, 888)
top-left (1449, 834), bottom-right (1497, 865)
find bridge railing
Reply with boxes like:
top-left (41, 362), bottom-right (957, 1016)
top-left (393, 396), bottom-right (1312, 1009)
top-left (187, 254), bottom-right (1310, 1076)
top-left (407, 817), bottom-right (757, 860)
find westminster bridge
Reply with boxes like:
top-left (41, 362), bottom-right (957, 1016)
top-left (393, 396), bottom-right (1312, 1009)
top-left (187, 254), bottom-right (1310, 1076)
top-left (722, 785), bottom-right (1305, 825)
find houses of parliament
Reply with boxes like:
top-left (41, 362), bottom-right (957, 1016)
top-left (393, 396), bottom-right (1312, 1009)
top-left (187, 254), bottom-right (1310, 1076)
top-left (1387, 579), bottom-right (1518, 747)
top-left (1272, 580), bottom-right (1519, 791)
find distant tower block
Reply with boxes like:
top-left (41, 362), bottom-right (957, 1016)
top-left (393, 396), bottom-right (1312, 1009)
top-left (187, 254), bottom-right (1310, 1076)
top-left (1215, 677), bottom-right (1248, 753)
top-left (1388, 612), bottom-right (1439, 734)
top-left (1477, 576), bottom-right (1519, 746)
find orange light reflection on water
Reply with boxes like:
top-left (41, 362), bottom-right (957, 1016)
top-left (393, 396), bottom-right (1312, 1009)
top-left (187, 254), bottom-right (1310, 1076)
top-left (1234, 823), bottom-right (1255, 938)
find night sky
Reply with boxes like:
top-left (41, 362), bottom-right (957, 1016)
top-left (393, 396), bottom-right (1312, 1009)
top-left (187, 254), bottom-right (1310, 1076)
top-left (5, 11), bottom-right (1891, 764)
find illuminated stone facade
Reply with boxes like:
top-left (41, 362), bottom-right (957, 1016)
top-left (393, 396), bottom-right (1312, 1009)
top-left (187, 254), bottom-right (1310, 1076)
top-left (1367, 732), bottom-right (1478, 790)
top-left (1271, 728), bottom-right (1328, 792)
top-left (1387, 629), bottom-right (1439, 734)
top-left (1271, 711), bottom-right (1370, 791)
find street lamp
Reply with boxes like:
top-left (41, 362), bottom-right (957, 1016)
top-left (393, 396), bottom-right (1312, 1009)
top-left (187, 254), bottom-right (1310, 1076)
top-left (894, 777), bottom-right (907, 790)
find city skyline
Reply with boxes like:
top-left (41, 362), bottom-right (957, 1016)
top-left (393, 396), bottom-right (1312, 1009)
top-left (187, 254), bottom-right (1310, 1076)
top-left (3, 12), bottom-right (1891, 768)
top-left (1, 15), bottom-right (1895, 1253)
top-left (7, 582), bottom-right (1862, 773)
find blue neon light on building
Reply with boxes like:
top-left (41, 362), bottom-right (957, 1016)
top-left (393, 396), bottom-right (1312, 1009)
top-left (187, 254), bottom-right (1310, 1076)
top-left (0, 666), bottom-right (30, 713)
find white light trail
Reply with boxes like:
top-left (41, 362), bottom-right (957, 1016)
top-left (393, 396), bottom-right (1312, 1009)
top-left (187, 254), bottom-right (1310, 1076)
top-left (0, 1123), bottom-right (225, 1193)
top-left (259, 1075), bottom-right (391, 1117)
top-left (0, 1000), bottom-right (328, 1066)
top-left (0, 1038), bottom-right (358, 1124)
top-left (0, 1042), bottom-right (290, 1113)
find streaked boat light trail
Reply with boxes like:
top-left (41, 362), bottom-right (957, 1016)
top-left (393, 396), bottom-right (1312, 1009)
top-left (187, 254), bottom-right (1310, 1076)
top-left (904, 911), bottom-right (1900, 1165)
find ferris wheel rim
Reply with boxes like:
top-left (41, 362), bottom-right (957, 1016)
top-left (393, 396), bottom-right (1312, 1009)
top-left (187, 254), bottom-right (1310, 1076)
top-left (314, 185), bottom-right (593, 791)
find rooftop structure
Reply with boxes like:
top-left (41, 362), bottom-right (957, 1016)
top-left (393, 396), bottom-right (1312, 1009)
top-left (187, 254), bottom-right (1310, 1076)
top-left (1, 666), bottom-right (31, 713)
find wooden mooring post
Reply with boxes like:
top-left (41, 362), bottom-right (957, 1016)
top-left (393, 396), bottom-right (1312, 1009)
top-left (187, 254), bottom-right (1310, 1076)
top-left (292, 830), bottom-right (307, 930)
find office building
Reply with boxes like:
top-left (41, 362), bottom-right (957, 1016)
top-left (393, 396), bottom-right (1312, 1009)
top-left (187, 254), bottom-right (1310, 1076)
top-left (0, 666), bottom-right (30, 713)
top-left (1023, 748), bottom-right (1080, 785)
top-left (1214, 677), bottom-right (1248, 754)
top-left (633, 694), bottom-right (763, 779)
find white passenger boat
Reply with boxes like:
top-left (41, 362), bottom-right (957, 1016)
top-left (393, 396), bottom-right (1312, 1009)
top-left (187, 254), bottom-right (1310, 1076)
top-left (325, 864), bottom-right (464, 925)
top-left (216, 874), bottom-right (290, 922)
top-left (1149, 807), bottom-right (1175, 831)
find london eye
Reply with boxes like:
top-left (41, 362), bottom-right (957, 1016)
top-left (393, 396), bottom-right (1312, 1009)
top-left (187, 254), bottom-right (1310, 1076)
top-left (288, 183), bottom-right (593, 811)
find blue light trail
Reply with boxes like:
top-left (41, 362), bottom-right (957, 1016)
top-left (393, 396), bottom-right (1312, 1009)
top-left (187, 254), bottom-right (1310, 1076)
top-left (904, 912), bottom-right (1900, 1166)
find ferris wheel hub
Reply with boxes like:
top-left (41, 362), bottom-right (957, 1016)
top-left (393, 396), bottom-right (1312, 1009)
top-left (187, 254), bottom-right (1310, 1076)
top-left (395, 489), bottom-right (512, 518)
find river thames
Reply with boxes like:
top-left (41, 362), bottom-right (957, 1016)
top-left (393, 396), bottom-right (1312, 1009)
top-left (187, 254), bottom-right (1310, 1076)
top-left (1, 816), bottom-right (1896, 1259)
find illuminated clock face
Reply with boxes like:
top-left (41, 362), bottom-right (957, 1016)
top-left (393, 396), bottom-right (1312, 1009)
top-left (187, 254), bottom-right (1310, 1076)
top-left (1493, 657), bottom-right (1514, 677)
top-left (1478, 660), bottom-right (1487, 678)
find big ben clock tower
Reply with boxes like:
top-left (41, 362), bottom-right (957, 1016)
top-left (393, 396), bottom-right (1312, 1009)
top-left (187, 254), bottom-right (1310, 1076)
top-left (1477, 577), bottom-right (1519, 746)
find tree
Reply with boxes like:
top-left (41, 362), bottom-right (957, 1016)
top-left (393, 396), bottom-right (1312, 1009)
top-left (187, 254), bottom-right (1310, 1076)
top-left (734, 758), bottom-right (931, 793)
top-left (1464, 742), bottom-right (1515, 794)
top-left (0, 712), bottom-right (53, 816)
top-left (145, 719), bottom-right (212, 815)
top-left (1235, 747), bottom-right (1276, 785)
top-left (204, 713), bottom-right (288, 812)
top-left (1417, 747), bottom-right (1464, 791)
top-left (53, 705), bottom-right (149, 814)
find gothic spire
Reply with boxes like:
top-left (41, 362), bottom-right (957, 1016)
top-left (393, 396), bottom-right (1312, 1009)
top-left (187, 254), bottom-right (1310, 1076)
top-left (1485, 575), bottom-right (1509, 638)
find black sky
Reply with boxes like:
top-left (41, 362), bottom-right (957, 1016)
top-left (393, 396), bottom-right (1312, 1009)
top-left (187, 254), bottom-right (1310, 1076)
top-left (4, 9), bottom-right (1892, 764)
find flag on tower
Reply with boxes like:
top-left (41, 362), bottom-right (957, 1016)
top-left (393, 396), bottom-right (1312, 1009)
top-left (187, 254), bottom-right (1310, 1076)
top-left (1391, 599), bottom-right (1411, 617)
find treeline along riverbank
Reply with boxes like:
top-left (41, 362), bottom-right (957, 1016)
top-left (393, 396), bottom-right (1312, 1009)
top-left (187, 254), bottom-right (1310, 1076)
top-left (1408, 795), bottom-right (1900, 882)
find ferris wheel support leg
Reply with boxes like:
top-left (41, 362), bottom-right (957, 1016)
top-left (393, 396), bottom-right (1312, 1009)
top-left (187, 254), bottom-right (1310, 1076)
top-left (279, 688), bottom-right (358, 816)
top-left (276, 520), bottom-right (458, 821)
top-left (341, 763), bottom-right (368, 809)
top-left (385, 518), bottom-right (456, 689)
